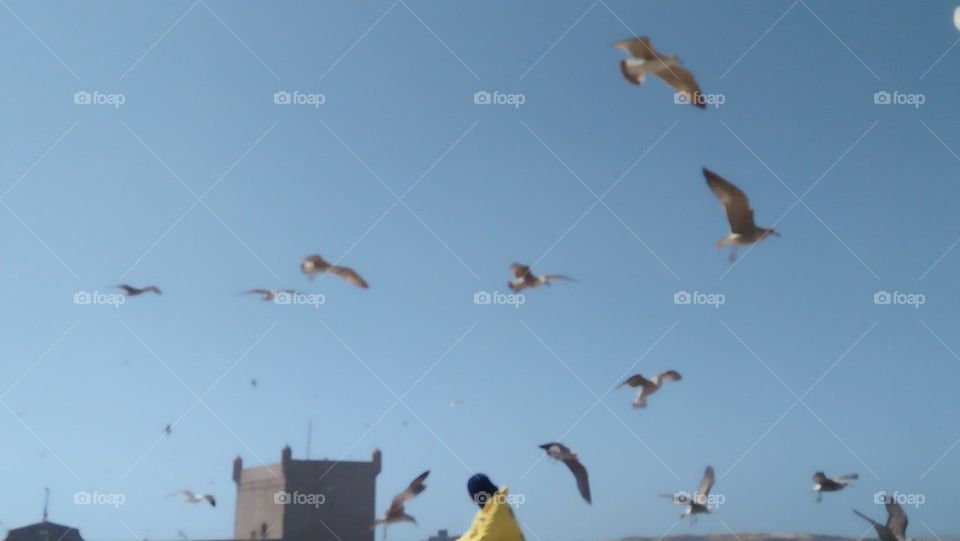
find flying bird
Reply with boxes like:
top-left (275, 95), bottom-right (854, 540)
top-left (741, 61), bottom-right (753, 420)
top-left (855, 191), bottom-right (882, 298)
top-left (619, 370), bottom-right (682, 408)
top-left (613, 37), bottom-right (704, 109)
top-left (243, 289), bottom-right (298, 301)
top-left (117, 284), bottom-right (161, 296)
top-left (703, 168), bottom-right (779, 261)
top-left (250, 378), bottom-right (258, 388)
top-left (508, 264), bottom-right (574, 292)
top-left (854, 500), bottom-right (912, 541)
top-left (300, 255), bottom-right (369, 288)
top-left (372, 470), bottom-right (429, 539)
top-left (170, 490), bottom-right (216, 507)
top-left (664, 466), bottom-right (715, 523)
top-left (539, 442), bottom-right (591, 504)
top-left (164, 424), bottom-right (172, 436)
top-left (812, 471), bottom-right (857, 502)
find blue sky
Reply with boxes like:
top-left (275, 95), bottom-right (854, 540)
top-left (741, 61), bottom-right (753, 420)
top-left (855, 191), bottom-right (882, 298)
top-left (1, 1), bottom-right (960, 541)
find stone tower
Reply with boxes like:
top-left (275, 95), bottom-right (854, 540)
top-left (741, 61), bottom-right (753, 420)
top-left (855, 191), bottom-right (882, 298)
top-left (233, 446), bottom-right (381, 541)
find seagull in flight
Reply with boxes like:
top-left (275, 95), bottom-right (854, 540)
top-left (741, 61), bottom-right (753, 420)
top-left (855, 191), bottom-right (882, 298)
top-left (508, 263), bottom-right (574, 292)
top-left (243, 289), bottom-right (298, 301)
top-left (703, 168), bottom-right (779, 261)
top-left (117, 284), bottom-right (161, 296)
top-left (664, 466), bottom-right (715, 523)
top-left (539, 442), bottom-right (591, 504)
top-left (372, 470), bottom-right (429, 539)
top-left (300, 255), bottom-right (369, 289)
top-left (613, 37), bottom-right (704, 109)
top-left (812, 471), bottom-right (857, 502)
top-left (618, 370), bottom-right (682, 408)
top-left (854, 500), bottom-right (913, 541)
top-left (170, 490), bottom-right (216, 507)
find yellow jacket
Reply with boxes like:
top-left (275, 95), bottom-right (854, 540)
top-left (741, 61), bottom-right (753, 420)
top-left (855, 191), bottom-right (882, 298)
top-left (459, 487), bottom-right (525, 541)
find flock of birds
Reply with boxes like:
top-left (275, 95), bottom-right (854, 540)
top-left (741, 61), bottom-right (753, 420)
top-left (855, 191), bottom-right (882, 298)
top-left (95, 32), bottom-right (923, 541)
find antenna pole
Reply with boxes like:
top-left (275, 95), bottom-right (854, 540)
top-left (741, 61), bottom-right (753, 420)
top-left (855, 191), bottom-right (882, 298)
top-left (42, 487), bottom-right (50, 521)
top-left (306, 419), bottom-right (313, 459)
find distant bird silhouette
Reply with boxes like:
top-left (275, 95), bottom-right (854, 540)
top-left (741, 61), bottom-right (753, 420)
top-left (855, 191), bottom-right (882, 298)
top-left (703, 168), bottom-right (779, 261)
top-left (812, 471), bottom-right (857, 502)
top-left (117, 284), bottom-right (161, 296)
top-left (664, 466), bottom-right (715, 523)
top-left (372, 470), bottom-right (429, 540)
top-left (619, 370), bottom-right (682, 408)
top-left (539, 442), bottom-right (591, 504)
top-left (164, 424), bottom-right (172, 436)
top-left (243, 289), bottom-right (298, 301)
top-left (250, 378), bottom-right (258, 388)
top-left (854, 500), bottom-right (913, 541)
top-left (170, 490), bottom-right (215, 507)
top-left (508, 263), bottom-right (574, 292)
top-left (300, 255), bottom-right (369, 288)
top-left (613, 37), bottom-right (704, 109)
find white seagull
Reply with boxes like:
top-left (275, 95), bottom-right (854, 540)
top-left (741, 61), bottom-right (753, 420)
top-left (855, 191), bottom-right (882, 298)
top-left (300, 254), bottom-right (369, 289)
top-left (170, 490), bottom-right (216, 507)
top-left (704, 168), bottom-right (779, 261)
top-left (664, 466), bottom-right (715, 523)
top-left (613, 37), bottom-right (704, 109)
top-left (618, 370), bottom-right (682, 408)
top-left (508, 263), bottom-right (574, 292)
top-left (117, 284), bottom-right (162, 296)
top-left (812, 471), bottom-right (857, 502)
top-left (854, 500), bottom-right (914, 541)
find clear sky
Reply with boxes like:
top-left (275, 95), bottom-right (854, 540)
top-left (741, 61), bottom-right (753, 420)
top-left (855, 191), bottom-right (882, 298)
top-left (1, 1), bottom-right (960, 541)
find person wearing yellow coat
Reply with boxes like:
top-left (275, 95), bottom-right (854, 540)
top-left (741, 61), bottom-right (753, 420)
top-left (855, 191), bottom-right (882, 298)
top-left (459, 474), bottom-right (525, 541)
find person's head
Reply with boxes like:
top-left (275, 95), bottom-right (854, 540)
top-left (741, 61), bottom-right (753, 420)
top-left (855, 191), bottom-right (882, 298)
top-left (467, 473), bottom-right (499, 509)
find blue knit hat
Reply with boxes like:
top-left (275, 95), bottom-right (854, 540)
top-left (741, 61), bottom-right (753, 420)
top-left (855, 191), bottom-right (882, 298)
top-left (467, 473), bottom-right (499, 508)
